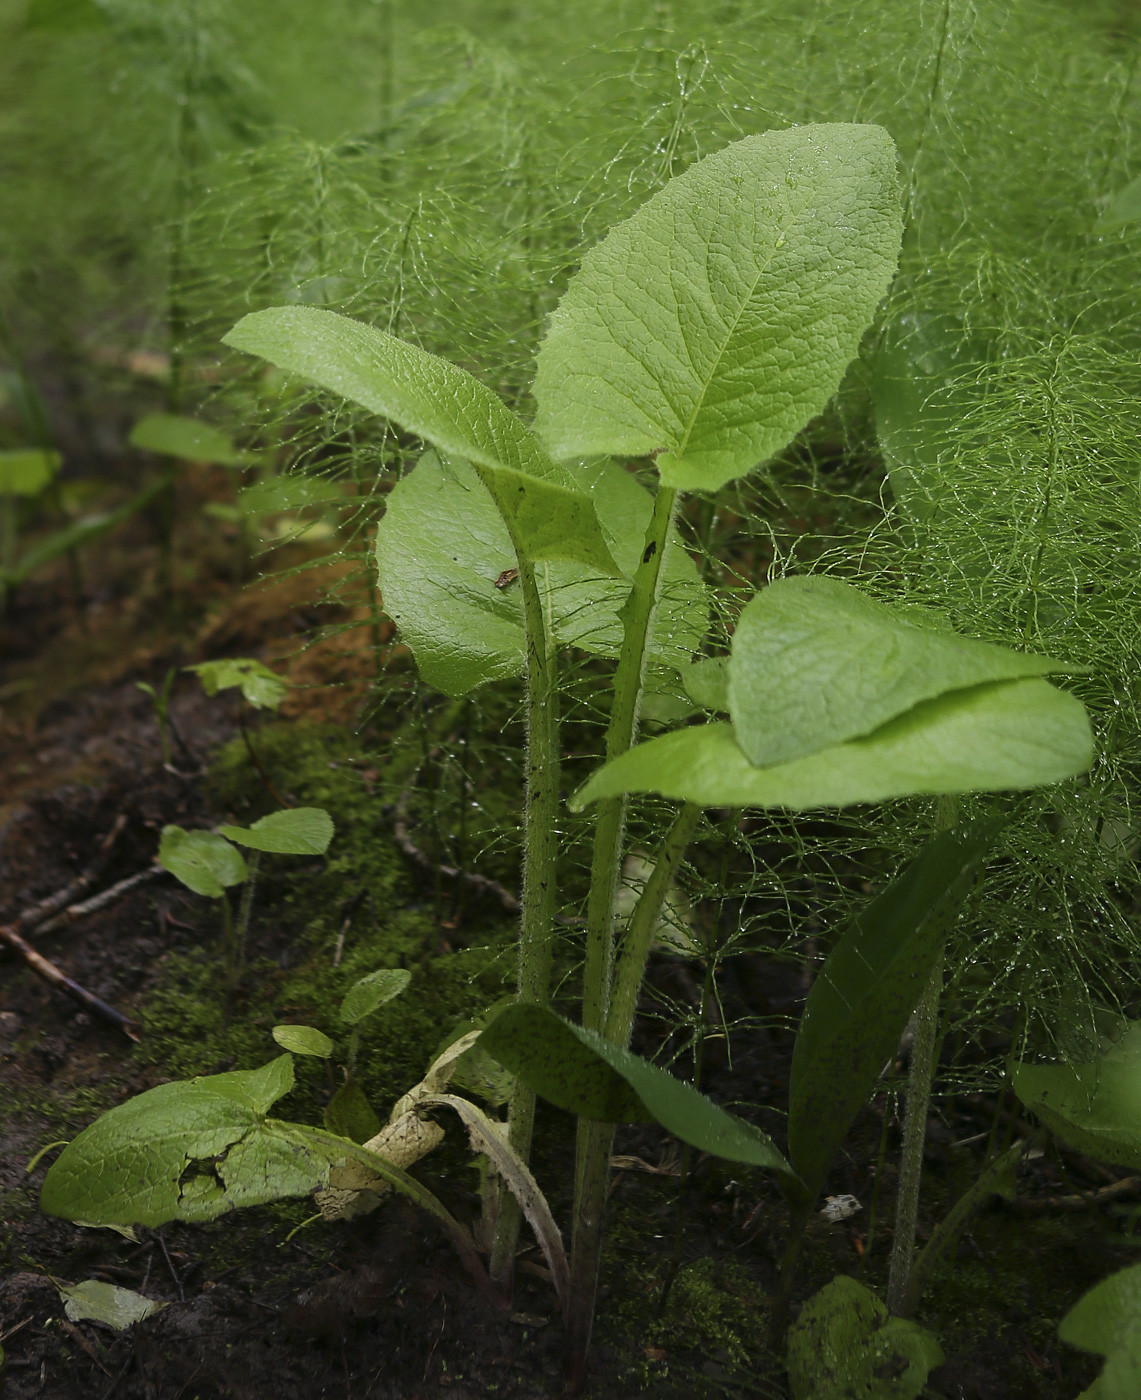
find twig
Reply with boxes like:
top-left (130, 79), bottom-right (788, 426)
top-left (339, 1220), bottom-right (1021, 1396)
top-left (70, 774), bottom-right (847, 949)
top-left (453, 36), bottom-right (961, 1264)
top-left (157, 1231), bottom-right (186, 1302)
top-left (333, 890), bottom-right (366, 967)
top-left (35, 866), bottom-right (167, 937)
top-left (393, 782), bottom-right (520, 914)
top-left (1012, 1175), bottom-right (1139, 1213)
top-left (0, 921), bottom-right (140, 1040)
top-left (14, 816), bottom-right (127, 930)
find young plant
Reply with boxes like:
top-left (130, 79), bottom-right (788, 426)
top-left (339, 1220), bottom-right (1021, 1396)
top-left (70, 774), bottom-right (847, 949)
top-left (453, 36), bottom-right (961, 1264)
top-left (158, 806), bottom-right (333, 993)
top-left (186, 656), bottom-right (292, 804)
top-left (0, 447), bottom-right (61, 606)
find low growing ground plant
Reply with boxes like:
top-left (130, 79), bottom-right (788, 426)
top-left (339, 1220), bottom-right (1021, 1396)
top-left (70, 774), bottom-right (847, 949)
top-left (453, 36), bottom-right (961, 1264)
top-left (39, 120), bottom-right (1098, 1394)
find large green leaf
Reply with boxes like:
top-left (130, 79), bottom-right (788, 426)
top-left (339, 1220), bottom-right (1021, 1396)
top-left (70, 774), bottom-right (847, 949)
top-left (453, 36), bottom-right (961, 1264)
top-left (375, 452), bottom-right (706, 695)
top-left (787, 1277), bottom-right (943, 1400)
top-left (533, 124), bottom-right (902, 493)
top-left (158, 825), bottom-right (247, 898)
top-left (1060, 1264), bottom-right (1141, 1400)
top-left (728, 577), bottom-right (1074, 768)
top-left (570, 679), bottom-right (1092, 812)
top-left (129, 414), bottom-right (249, 467)
top-left (219, 807), bottom-right (334, 856)
top-left (788, 820), bottom-right (1003, 1196)
top-left (0, 448), bottom-right (61, 495)
top-left (223, 307), bottom-right (616, 575)
top-left (39, 1057), bottom-right (320, 1226)
top-left (480, 1004), bottom-right (796, 1179)
top-left (1011, 1022), bottom-right (1141, 1171)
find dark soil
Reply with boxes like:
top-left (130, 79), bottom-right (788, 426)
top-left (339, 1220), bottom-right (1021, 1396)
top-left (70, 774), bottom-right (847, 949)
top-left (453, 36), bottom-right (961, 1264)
top-left (0, 519), bottom-right (1127, 1400)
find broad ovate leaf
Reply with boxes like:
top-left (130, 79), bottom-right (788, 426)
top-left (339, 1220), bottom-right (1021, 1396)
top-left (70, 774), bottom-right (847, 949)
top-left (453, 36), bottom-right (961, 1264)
top-left (1060, 1264), bottom-right (1141, 1400)
top-left (480, 1004), bottom-right (796, 1180)
top-left (728, 577), bottom-right (1076, 767)
top-left (788, 820), bottom-right (1003, 1197)
top-left (1011, 1022), bottom-right (1141, 1171)
top-left (58, 1280), bottom-right (168, 1330)
top-left (219, 807), bottom-right (334, 856)
top-left (129, 414), bottom-right (249, 467)
top-left (223, 306), bottom-right (617, 575)
top-left (339, 967), bottom-right (412, 1026)
top-left (0, 447), bottom-right (61, 495)
top-left (534, 124), bottom-right (902, 492)
top-left (272, 1024), bottom-right (334, 1058)
top-left (158, 825), bottom-right (247, 898)
top-left (570, 679), bottom-right (1092, 811)
top-left (375, 452), bottom-right (706, 696)
top-left (39, 1057), bottom-right (316, 1226)
top-left (787, 1276), bottom-right (943, 1400)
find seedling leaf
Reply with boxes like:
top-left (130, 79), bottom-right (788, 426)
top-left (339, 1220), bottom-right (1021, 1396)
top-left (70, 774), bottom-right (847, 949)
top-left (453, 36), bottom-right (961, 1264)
top-left (480, 1004), bottom-right (796, 1179)
top-left (788, 819), bottom-right (1004, 1196)
top-left (324, 1076), bottom-right (382, 1144)
top-left (158, 825), bottom-right (247, 897)
top-left (339, 968), bottom-right (412, 1026)
top-left (186, 657), bottom-right (289, 710)
top-left (272, 1024), bottom-right (334, 1058)
top-left (58, 1280), bottom-right (168, 1330)
top-left (0, 448), bottom-right (61, 495)
top-left (787, 1276), bottom-right (943, 1400)
top-left (219, 807), bottom-right (334, 855)
top-left (570, 679), bottom-right (1093, 811)
top-left (40, 1056), bottom-right (302, 1226)
top-left (729, 577), bottom-right (1079, 766)
top-left (533, 124), bottom-right (902, 492)
top-left (129, 414), bottom-right (249, 467)
top-left (1012, 1021), bottom-right (1141, 1171)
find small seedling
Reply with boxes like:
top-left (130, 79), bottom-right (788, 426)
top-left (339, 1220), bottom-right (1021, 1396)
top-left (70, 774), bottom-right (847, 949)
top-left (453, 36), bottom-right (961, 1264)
top-left (158, 807), bottom-right (334, 993)
top-left (186, 656), bottom-right (291, 803)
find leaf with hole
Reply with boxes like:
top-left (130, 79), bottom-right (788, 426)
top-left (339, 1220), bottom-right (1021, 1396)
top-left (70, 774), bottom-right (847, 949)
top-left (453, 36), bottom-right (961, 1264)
top-left (570, 679), bottom-right (1092, 811)
top-left (787, 819), bottom-right (1004, 1197)
top-left (533, 124), bottom-right (902, 492)
top-left (158, 825), bottom-right (247, 898)
top-left (339, 968), bottom-right (412, 1026)
top-left (219, 807), bottom-right (334, 856)
top-left (480, 1004), bottom-right (796, 1180)
top-left (272, 1025), bottom-right (334, 1058)
top-left (186, 657), bottom-right (289, 710)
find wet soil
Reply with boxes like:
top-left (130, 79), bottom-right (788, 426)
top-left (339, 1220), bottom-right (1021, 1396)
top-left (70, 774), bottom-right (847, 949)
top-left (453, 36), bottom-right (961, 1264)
top-left (0, 504), bottom-right (1129, 1400)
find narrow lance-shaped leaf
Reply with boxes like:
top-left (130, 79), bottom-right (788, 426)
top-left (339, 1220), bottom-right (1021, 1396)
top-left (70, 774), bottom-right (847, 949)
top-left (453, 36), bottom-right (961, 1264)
top-left (272, 1025), bottom-right (334, 1058)
top-left (223, 306), bottom-right (618, 575)
top-left (480, 1004), bottom-right (797, 1182)
top-left (570, 680), bottom-right (1093, 812)
top-left (728, 576), bottom-right (1081, 767)
top-left (787, 819), bottom-right (1004, 1197)
top-left (534, 123), bottom-right (903, 493)
top-left (219, 807), bottom-right (334, 856)
top-left (1011, 1021), bottom-right (1141, 1172)
top-left (339, 968), bottom-right (411, 1026)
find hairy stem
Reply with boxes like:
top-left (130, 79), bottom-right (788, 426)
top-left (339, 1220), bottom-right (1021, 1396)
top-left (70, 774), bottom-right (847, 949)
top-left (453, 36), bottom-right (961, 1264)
top-left (567, 482), bottom-right (679, 1386)
top-left (489, 554), bottom-right (560, 1291)
top-left (887, 793), bottom-right (959, 1314)
top-left (886, 946), bottom-right (944, 1316)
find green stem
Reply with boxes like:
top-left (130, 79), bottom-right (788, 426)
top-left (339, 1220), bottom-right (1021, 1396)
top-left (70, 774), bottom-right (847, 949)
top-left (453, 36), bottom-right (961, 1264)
top-left (235, 852), bottom-right (261, 977)
top-left (566, 483), bottom-right (679, 1386)
top-left (220, 892), bottom-right (237, 996)
top-left (887, 793), bottom-right (959, 1316)
top-left (768, 1197), bottom-right (814, 1347)
top-left (605, 802), bottom-right (701, 1048)
top-left (489, 552), bottom-right (560, 1291)
top-left (886, 945), bottom-right (943, 1316)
